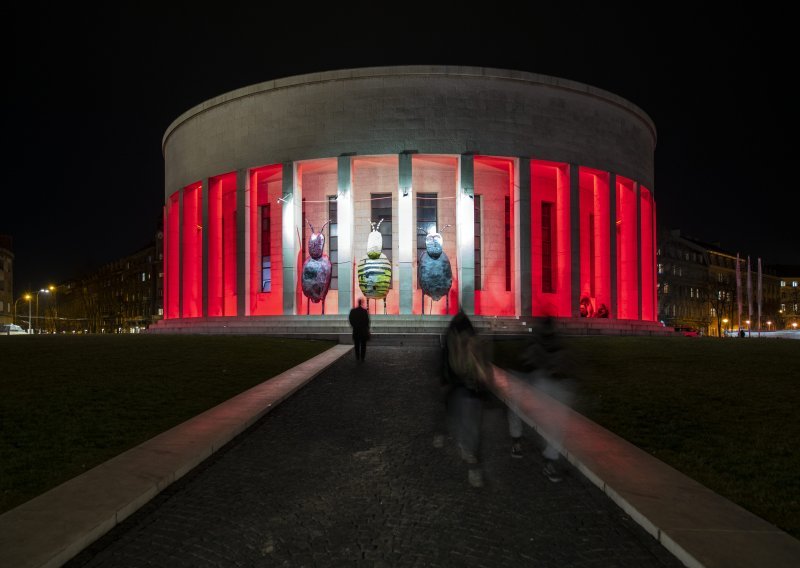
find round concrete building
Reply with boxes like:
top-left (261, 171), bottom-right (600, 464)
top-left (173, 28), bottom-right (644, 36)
top-left (159, 66), bottom-right (658, 329)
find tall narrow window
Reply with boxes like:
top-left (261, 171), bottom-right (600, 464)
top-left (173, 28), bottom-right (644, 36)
top-left (328, 196), bottom-right (338, 290)
top-left (474, 195), bottom-right (482, 290)
top-left (417, 193), bottom-right (437, 255)
top-left (505, 196), bottom-right (511, 291)
top-left (261, 205), bottom-right (271, 292)
top-left (542, 202), bottom-right (554, 293)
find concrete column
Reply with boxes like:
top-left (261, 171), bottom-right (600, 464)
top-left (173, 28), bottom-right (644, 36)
top-left (636, 182), bottom-right (643, 321)
top-left (337, 155), bottom-right (353, 314)
top-left (609, 173), bottom-right (617, 319)
top-left (201, 179), bottom-right (209, 317)
top-left (177, 186), bottom-right (184, 318)
top-left (458, 154), bottom-right (475, 315)
top-left (653, 196), bottom-right (658, 321)
top-left (237, 169), bottom-right (248, 317)
top-left (282, 162), bottom-right (298, 314)
top-left (398, 153), bottom-right (414, 314)
top-left (570, 164), bottom-right (581, 318)
top-left (516, 158), bottom-right (532, 316)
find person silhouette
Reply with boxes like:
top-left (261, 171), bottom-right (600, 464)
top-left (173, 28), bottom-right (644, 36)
top-left (348, 299), bottom-right (370, 361)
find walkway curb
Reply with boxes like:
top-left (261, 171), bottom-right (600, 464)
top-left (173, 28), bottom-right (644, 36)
top-left (489, 366), bottom-right (800, 568)
top-left (0, 344), bottom-right (353, 568)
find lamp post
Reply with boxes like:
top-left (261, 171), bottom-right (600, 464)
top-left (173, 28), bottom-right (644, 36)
top-left (35, 289), bottom-right (50, 334)
top-left (766, 320), bottom-right (772, 332)
top-left (13, 294), bottom-right (32, 329)
top-left (48, 284), bottom-right (57, 333)
top-left (722, 317), bottom-right (729, 337)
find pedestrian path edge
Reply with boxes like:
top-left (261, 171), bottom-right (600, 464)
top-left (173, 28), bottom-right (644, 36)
top-left (0, 344), bottom-right (353, 568)
top-left (489, 366), bottom-right (800, 568)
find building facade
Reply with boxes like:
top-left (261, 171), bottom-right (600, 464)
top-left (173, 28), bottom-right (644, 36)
top-left (55, 238), bottom-right (163, 333)
top-left (0, 235), bottom-right (13, 325)
top-left (657, 230), bottom-right (783, 336)
top-left (162, 66), bottom-right (658, 322)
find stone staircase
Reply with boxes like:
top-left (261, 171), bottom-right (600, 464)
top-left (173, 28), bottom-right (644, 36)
top-left (146, 314), bottom-right (673, 341)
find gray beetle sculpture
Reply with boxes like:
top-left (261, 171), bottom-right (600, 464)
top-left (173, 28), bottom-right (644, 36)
top-left (301, 219), bottom-right (332, 314)
top-left (357, 219), bottom-right (392, 314)
top-left (418, 225), bottom-right (453, 314)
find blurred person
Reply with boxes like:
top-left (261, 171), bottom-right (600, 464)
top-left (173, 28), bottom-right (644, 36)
top-left (437, 309), bottom-right (492, 487)
top-left (506, 316), bottom-right (573, 482)
top-left (348, 298), bottom-right (370, 361)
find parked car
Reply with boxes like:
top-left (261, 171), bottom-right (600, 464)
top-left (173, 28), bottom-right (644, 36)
top-left (674, 326), bottom-right (700, 337)
top-left (0, 324), bottom-right (28, 335)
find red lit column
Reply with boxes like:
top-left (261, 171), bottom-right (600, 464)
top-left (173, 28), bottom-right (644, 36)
top-left (338, 155), bottom-right (355, 314)
top-left (237, 169), bottom-right (247, 317)
top-left (201, 179), bottom-right (209, 317)
top-left (608, 173), bottom-right (617, 319)
top-left (570, 164), bottom-right (581, 318)
top-left (636, 182), bottom-right (643, 321)
top-left (517, 158), bottom-right (532, 316)
top-left (178, 186), bottom-right (184, 317)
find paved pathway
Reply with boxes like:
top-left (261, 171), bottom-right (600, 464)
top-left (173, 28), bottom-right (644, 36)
top-left (67, 346), bottom-right (681, 567)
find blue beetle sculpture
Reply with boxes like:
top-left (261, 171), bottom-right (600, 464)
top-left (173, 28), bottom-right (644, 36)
top-left (301, 219), bottom-right (332, 314)
top-left (418, 225), bottom-right (453, 314)
top-left (357, 218), bottom-right (392, 314)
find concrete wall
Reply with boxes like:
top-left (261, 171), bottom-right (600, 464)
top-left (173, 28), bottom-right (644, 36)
top-left (163, 66), bottom-right (656, 197)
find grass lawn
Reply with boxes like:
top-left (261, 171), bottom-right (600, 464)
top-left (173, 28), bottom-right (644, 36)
top-left (494, 336), bottom-right (800, 539)
top-left (0, 335), bottom-right (334, 514)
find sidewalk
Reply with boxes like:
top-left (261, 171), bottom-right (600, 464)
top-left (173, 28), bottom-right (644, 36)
top-left (2, 345), bottom-right (796, 567)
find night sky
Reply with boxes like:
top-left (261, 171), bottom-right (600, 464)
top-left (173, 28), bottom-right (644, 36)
top-left (5, 6), bottom-right (797, 294)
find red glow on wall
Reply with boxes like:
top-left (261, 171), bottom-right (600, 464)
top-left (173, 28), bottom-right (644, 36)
top-left (640, 186), bottom-right (655, 321)
top-left (209, 172), bottom-right (238, 317)
top-left (578, 168), bottom-right (611, 318)
top-left (616, 177), bottom-right (638, 319)
top-left (249, 165), bottom-right (283, 315)
top-left (531, 161), bottom-right (571, 317)
top-left (181, 183), bottom-right (202, 317)
top-left (474, 156), bottom-right (515, 315)
top-left (165, 193), bottom-right (180, 319)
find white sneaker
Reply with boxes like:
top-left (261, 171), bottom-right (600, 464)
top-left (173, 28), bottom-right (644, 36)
top-left (468, 468), bottom-right (484, 488)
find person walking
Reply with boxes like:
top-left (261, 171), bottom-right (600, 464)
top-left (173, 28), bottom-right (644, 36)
top-left (348, 298), bottom-right (370, 361)
top-left (440, 309), bottom-right (491, 487)
top-left (506, 316), bottom-right (572, 482)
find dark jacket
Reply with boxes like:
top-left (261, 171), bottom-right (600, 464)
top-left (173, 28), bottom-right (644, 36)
top-left (348, 306), bottom-right (370, 340)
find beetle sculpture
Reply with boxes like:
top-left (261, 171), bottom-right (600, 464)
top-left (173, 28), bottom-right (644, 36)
top-left (418, 225), bottom-right (453, 314)
top-left (301, 219), bottom-right (332, 314)
top-left (357, 219), bottom-right (392, 314)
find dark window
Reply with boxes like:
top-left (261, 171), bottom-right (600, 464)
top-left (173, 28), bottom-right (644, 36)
top-left (505, 196), bottom-right (511, 291)
top-left (328, 196), bottom-right (338, 290)
top-left (371, 194), bottom-right (392, 262)
top-left (474, 195), bottom-right (482, 290)
top-left (417, 193), bottom-right (437, 255)
top-left (542, 202), bottom-right (554, 293)
top-left (261, 205), bottom-right (271, 292)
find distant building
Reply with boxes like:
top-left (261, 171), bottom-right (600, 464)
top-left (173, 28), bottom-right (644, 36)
top-left (0, 235), bottom-right (13, 325)
top-left (657, 230), bottom-right (783, 336)
top-left (55, 235), bottom-right (163, 333)
top-left (773, 266), bottom-right (800, 329)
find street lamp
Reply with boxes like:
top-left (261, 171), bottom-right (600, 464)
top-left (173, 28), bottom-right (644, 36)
top-left (35, 289), bottom-right (50, 334)
top-left (766, 320), bottom-right (772, 332)
top-left (722, 318), bottom-right (729, 337)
